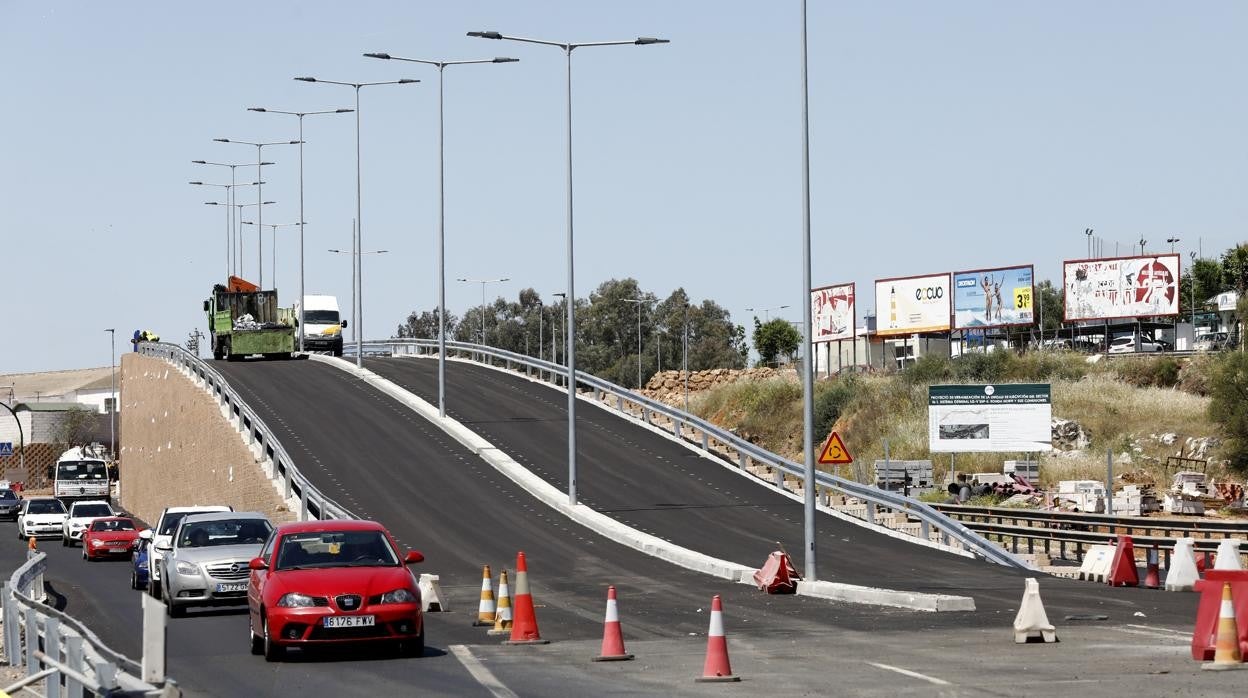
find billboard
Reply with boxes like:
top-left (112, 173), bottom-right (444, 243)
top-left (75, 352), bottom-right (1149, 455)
top-left (1064, 254), bottom-right (1181, 322)
top-left (928, 384), bottom-right (1052, 453)
top-left (812, 283), bottom-right (855, 343)
top-left (952, 265), bottom-right (1034, 330)
top-left (874, 273), bottom-right (951, 336)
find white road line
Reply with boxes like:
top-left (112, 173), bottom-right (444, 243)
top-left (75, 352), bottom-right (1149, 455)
top-left (1125, 624), bottom-right (1191, 638)
top-left (450, 645), bottom-right (520, 698)
top-left (866, 662), bottom-right (951, 686)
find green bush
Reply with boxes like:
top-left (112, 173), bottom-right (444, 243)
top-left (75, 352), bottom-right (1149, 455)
top-left (951, 351), bottom-right (1011, 382)
top-left (1114, 356), bottom-right (1182, 388)
top-left (813, 376), bottom-right (859, 437)
top-left (1208, 352), bottom-right (1248, 475)
top-left (1179, 355), bottom-right (1216, 396)
top-left (903, 354), bottom-right (953, 385)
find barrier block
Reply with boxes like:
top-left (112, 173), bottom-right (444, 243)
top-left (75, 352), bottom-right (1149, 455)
top-left (1078, 544), bottom-right (1115, 582)
top-left (1191, 570), bottom-right (1248, 662)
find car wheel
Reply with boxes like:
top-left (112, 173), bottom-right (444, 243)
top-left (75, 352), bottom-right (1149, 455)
top-left (262, 613), bottom-right (283, 662)
top-left (167, 598), bottom-right (185, 619)
top-left (62, 535), bottom-right (68, 547)
top-left (249, 616), bottom-right (264, 655)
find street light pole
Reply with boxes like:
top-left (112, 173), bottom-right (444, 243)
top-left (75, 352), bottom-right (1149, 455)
top-left (364, 52), bottom-right (516, 418)
top-left (328, 225), bottom-right (389, 360)
top-left (553, 292), bottom-right (567, 369)
top-left (248, 107), bottom-right (354, 352)
top-left (798, 0), bottom-right (818, 581)
top-left (457, 278), bottom-right (509, 346)
top-left (622, 297), bottom-right (646, 388)
top-left (746, 304), bottom-right (790, 323)
top-left (193, 161), bottom-right (272, 275)
top-left (191, 180), bottom-right (261, 279)
top-left (1085, 227), bottom-right (1094, 258)
top-left (241, 221), bottom-right (303, 291)
top-left (105, 328), bottom-right (115, 461)
top-left (213, 139), bottom-right (301, 286)
top-left (296, 77), bottom-right (418, 367)
top-left (1168, 236), bottom-right (1181, 253)
top-left (470, 29), bottom-right (669, 505)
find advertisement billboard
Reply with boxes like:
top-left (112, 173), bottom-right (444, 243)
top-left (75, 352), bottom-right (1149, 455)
top-left (928, 384), bottom-right (1052, 453)
top-left (1064, 254), bottom-right (1181, 322)
top-left (952, 265), bottom-right (1034, 330)
top-left (811, 283), bottom-right (855, 343)
top-left (874, 273), bottom-right (951, 336)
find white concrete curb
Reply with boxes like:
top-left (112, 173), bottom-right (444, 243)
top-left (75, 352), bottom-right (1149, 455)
top-left (311, 354), bottom-right (976, 611)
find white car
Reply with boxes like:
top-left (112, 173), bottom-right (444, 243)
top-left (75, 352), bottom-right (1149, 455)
top-left (17, 498), bottom-right (68, 539)
top-left (1108, 335), bottom-right (1164, 353)
top-left (61, 500), bottom-right (116, 547)
top-left (143, 505), bottom-right (233, 599)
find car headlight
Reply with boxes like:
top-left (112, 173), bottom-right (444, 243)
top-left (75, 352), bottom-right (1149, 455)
top-left (378, 588), bottom-right (417, 605)
top-left (90, 539), bottom-right (105, 547)
top-left (277, 593), bottom-right (319, 608)
top-left (175, 561), bottom-right (198, 575)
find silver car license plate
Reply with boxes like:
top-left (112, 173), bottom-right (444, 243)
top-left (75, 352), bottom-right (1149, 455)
top-left (323, 615), bottom-right (375, 628)
top-left (215, 582), bottom-right (248, 593)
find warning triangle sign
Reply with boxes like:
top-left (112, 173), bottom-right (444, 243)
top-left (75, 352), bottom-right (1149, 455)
top-left (817, 431), bottom-right (853, 465)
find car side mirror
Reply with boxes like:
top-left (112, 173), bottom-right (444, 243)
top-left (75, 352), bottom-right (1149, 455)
top-left (340, 319), bottom-right (347, 328)
top-left (248, 557), bottom-right (268, 571)
top-left (203, 300), bottom-right (210, 312)
top-left (138, 529), bottom-right (153, 541)
top-left (155, 540), bottom-right (172, 551)
top-left (404, 550), bottom-right (424, 565)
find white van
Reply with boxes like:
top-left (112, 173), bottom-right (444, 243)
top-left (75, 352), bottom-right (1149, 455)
top-left (295, 295), bottom-right (346, 356)
top-left (53, 446), bottom-right (110, 502)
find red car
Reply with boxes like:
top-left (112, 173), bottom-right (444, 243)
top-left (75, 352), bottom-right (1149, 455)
top-left (82, 517), bottom-right (143, 561)
top-left (246, 519), bottom-right (425, 661)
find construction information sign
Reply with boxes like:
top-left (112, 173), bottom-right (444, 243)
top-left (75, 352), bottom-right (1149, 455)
top-left (928, 384), bottom-right (1051, 453)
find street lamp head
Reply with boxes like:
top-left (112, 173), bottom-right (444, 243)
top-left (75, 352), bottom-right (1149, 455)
top-left (248, 107), bottom-right (267, 112)
top-left (287, 140), bottom-right (301, 144)
top-left (214, 138), bottom-right (230, 143)
top-left (468, 30), bottom-right (503, 40)
top-left (635, 37), bottom-right (670, 45)
top-left (294, 77), bottom-right (317, 82)
top-left (364, 52), bottom-right (391, 60)
top-left (335, 108), bottom-right (354, 113)
top-left (189, 181), bottom-right (203, 185)
top-left (262, 200), bottom-right (276, 205)
top-left (191, 160), bottom-right (207, 164)
top-left (204, 201), bottom-right (220, 206)
top-left (260, 161), bottom-right (275, 166)
top-left (493, 57), bottom-right (519, 63)
top-left (398, 79), bottom-right (420, 84)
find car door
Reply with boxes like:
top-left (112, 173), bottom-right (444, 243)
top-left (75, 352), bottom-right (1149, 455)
top-left (248, 532), bottom-right (278, 626)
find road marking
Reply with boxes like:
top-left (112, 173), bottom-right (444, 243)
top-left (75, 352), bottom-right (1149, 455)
top-left (1125, 624), bottom-right (1190, 638)
top-left (1114, 625), bottom-right (1192, 642)
top-left (865, 662), bottom-right (951, 686)
top-left (450, 645), bottom-right (519, 698)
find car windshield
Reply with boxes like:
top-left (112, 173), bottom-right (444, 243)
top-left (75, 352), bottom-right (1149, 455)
top-left (159, 512), bottom-right (191, 536)
top-left (276, 530), bottom-right (399, 570)
top-left (304, 309), bottom-right (340, 324)
top-left (27, 500), bottom-right (65, 515)
top-left (72, 504), bottom-right (112, 518)
top-left (0, 491), bottom-right (16, 502)
top-left (56, 461), bottom-right (107, 481)
top-left (91, 518), bottom-right (136, 532)
top-left (179, 518), bottom-right (272, 548)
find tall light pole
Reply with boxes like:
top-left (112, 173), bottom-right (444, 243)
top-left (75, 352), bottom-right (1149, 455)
top-left (105, 328), bottom-right (115, 461)
top-left (622, 297), bottom-right (646, 389)
top-left (242, 221), bottom-right (303, 291)
top-left (1190, 250), bottom-right (1198, 327)
top-left (552, 292), bottom-right (567, 368)
top-left (295, 77), bottom-right (419, 367)
top-left (213, 139), bottom-right (301, 287)
top-left (1168, 236), bottom-right (1181, 253)
top-left (363, 53), bottom-right (517, 416)
top-left (1085, 227), bottom-right (1094, 258)
top-left (746, 304), bottom-right (790, 322)
top-left (469, 29), bottom-right (669, 506)
top-left (329, 222), bottom-right (389, 363)
top-left (248, 107), bottom-right (353, 351)
top-left (457, 278), bottom-right (509, 346)
top-left (191, 180), bottom-right (261, 278)
top-left (1139, 236), bottom-right (1148, 256)
top-left (207, 200), bottom-right (275, 278)
top-left (192, 160), bottom-right (273, 275)
top-left (797, 0), bottom-right (819, 581)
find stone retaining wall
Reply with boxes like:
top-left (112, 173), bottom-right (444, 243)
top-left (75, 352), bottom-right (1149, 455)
top-left (118, 353), bottom-right (294, 526)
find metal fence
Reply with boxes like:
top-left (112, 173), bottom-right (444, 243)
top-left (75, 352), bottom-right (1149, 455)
top-left (3, 549), bottom-right (176, 696)
top-left (357, 338), bottom-right (1029, 570)
top-left (138, 343), bottom-right (356, 522)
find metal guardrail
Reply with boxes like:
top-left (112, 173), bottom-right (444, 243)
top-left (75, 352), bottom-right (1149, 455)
top-left (139, 342), bottom-right (356, 522)
top-left (3, 549), bottom-right (174, 696)
top-left (358, 338), bottom-right (1029, 570)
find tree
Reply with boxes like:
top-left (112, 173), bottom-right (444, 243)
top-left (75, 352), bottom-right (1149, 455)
top-left (51, 406), bottom-right (98, 454)
top-left (1208, 352), bottom-right (1248, 474)
top-left (395, 308), bottom-right (457, 339)
top-left (1035, 280), bottom-right (1063, 336)
top-left (753, 318), bottom-right (801, 367)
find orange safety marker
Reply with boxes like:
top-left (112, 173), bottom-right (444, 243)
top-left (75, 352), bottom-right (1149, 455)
top-left (505, 552), bottom-right (549, 645)
top-left (592, 586), bottom-right (634, 662)
top-left (488, 570), bottom-right (514, 636)
top-left (695, 595), bottom-right (739, 682)
top-left (474, 565), bottom-right (497, 626)
top-left (1202, 582), bottom-right (1244, 671)
top-left (28, 536), bottom-right (36, 551)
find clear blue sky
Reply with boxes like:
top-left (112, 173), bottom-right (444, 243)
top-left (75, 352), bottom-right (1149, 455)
top-left (2, 1), bottom-right (1244, 373)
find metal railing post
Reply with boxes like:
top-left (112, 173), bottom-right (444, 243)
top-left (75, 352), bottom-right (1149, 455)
top-left (44, 617), bottom-right (61, 698)
top-left (64, 635), bottom-right (84, 698)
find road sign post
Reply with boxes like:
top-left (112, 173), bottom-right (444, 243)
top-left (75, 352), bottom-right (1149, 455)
top-left (0, 442), bottom-right (12, 457)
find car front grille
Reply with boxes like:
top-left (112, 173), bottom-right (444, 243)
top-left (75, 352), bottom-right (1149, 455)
top-left (205, 561), bottom-right (250, 581)
top-left (334, 594), bottom-right (363, 612)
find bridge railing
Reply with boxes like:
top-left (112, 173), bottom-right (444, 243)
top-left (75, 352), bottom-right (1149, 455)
top-left (139, 343), bottom-right (356, 522)
top-left (357, 338), bottom-right (1028, 570)
top-left (3, 549), bottom-right (175, 696)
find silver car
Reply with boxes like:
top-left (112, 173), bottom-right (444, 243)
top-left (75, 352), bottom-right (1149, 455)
top-left (157, 512), bottom-right (273, 618)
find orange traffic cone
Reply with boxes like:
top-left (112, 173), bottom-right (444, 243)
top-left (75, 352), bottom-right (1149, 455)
top-left (695, 595), bottom-right (739, 682)
top-left (27, 536), bottom-right (36, 551)
top-left (1202, 582), bottom-right (1244, 671)
top-left (488, 570), bottom-right (513, 636)
top-left (505, 552), bottom-right (549, 645)
top-left (474, 565), bottom-right (496, 626)
top-left (1143, 548), bottom-right (1161, 590)
top-left (592, 586), bottom-right (634, 662)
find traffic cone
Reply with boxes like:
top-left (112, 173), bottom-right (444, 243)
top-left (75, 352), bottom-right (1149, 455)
top-left (488, 570), bottom-right (513, 636)
top-left (1013, 578), bottom-right (1058, 644)
top-left (474, 565), bottom-right (496, 626)
top-left (1201, 582), bottom-right (1244, 671)
top-left (505, 552), bottom-right (549, 645)
top-left (592, 586), bottom-right (634, 662)
top-left (27, 537), bottom-right (36, 551)
top-left (695, 595), bottom-right (740, 682)
top-left (1143, 548), bottom-right (1161, 590)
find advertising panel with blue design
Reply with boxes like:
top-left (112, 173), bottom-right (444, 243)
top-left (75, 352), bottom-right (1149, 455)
top-left (952, 265), bottom-right (1034, 331)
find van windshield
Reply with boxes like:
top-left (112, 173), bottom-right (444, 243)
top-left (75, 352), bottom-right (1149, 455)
top-left (57, 461), bottom-right (108, 481)
top-left (304, 310), bottom-right (340, 324)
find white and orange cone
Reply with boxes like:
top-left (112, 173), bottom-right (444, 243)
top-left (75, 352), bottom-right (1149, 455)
top-left (1202, 582), bottom-right (1244, 671)
top-left (474, 565), bottom-right (496, 626)
top-left (592, 586), bottom-right (634, 662)
top-left (505, 551), bottom-right (549, 645)
top-left (488, 570), bottom-right (514, 636)
top-left (695, 595), bottom-right (740, 682)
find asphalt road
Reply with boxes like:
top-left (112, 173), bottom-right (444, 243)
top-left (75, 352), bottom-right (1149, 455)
top-left (363, 356), bottom-right (1204, 625)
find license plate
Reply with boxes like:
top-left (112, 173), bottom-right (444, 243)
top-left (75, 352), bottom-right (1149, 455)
top-left (109, 544), bottom-right (131, 550)
top-left (323, 615), bottom-right (375, 628)
top-left (216, 582), bottom-right (248, 593)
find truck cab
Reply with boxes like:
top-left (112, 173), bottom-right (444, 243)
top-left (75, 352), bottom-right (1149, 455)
top-left (295, 295), bottom-right (346, 356)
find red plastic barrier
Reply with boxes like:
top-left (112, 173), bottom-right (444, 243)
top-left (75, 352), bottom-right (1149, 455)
top-left (1106, 536), bottom-right (1139, 587)
top-left (752, 551), bottom-right (800, 594)
top-left (1191, 570), bottom-right (1248, 662)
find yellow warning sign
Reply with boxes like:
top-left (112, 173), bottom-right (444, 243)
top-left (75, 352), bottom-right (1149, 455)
top-left (817, 431), bottom-right (853, 465)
